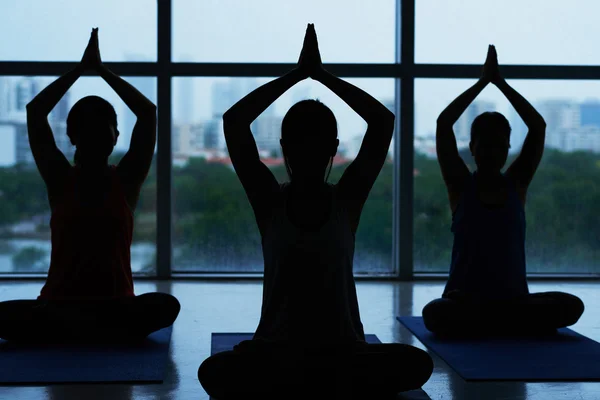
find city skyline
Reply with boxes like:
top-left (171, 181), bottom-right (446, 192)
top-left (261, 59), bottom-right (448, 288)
top-left (3, 1), bottom-right (600, 165)
top-left (3, 74), bottom-right (600, 166)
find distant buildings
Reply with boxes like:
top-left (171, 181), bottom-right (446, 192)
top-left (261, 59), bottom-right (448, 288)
top-left (122, 54), bottom-right (157, 145)
top-left (536, 99), bottom-right (600, 153)
top-left (416, 98), bottom-right (600, 158)
top-left (173, 78), bottom-right (283, 165)
top-left (4, 73), bottom-right (600, 169)
top-left (0, 77), bottom-right (73, 167)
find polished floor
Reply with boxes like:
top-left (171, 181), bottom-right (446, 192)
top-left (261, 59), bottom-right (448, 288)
top-left (0, 280), bottom-right (598, 400)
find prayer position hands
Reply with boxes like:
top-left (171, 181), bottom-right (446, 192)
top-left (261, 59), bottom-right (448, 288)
top-left (481, 45), bottom-right (503, 86)
top-left (298, 23), bottom-right (324, 80)
top-left (80, 28), bottom-right (102, 72)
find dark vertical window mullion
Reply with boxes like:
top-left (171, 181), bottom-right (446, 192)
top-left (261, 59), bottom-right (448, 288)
top-left (398, 0), bottom-right (415, 280)
top-left (392, 0), bottom-right (402, 278)
top-left (156, 0), bottom-right (172, 278)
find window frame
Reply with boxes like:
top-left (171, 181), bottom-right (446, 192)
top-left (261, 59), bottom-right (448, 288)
top-left (1, 0), bottom-right (598, 279)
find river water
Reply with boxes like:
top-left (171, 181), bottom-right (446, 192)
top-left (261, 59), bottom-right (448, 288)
top-left (0, 239), bottom-right (155, 274)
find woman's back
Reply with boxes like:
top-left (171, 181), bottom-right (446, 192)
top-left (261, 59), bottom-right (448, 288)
top-left (444, 172), bottom-right (528, 300)
top-left (39, 165), bottom-right (134, 300)
top-left (254, 183), bottom-right (364, 345)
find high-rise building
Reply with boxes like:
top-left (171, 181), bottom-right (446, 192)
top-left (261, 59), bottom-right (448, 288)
top-left (253, 116), bottom-right (282, 156)
top-left (10, 78), bottom-right (74, 167)
top-left (536, 100), bottom-right (580, 151)
top-left (51, 121), bottom-right (75, 162)
top-left (580, 101), bottom-right (600, 128)
top-left (536, 100), bottom-right (579, 130)
top-left (562, 126), bottom-right (600, 153)
top-left (0, 77), bottom-right (12, 120)
top-left (173, 122), bottom-right (206, 156)
top-left (211, 78), bottom-right (265, 144)
top-left (122, 54), bottom-right (157, 147)
top-left (14, 122), bottom-right (33, 166)
top-left (508, 107), bottom-right (527, 153)
top-left (211, 78), bottom-right (260, 117)
top-left (203, 118), bottom-right (226, 151)
top-left (12, 78), bottom-right (38, 167)
top-left (178, 77), bottom-right (195, 125)
top-left (211, 81), bottom-right (231, 118)
top-left (51, 90), bottom-right (70, 122)
top-left (15, 78), bottom-right (35, 111)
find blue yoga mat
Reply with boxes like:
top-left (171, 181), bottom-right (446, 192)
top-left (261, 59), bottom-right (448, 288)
top-left (0, 326), bottom-right (173, 384)
top-left (211, 333), bottom-right (431, 400)
top-left (398, 316), bottom-right (600, 381)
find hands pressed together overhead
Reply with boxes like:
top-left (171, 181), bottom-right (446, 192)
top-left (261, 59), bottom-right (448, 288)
top-left (79, 27), bottom-right (102, 72)
top-left (297, 23), bottom-right (325, 81)
top-left (481, 44), bottom-right (504, 86)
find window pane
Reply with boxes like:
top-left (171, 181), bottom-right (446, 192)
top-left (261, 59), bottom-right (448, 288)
top-left (172, 77), bottom-right (395, 275)
top-left (0, 0), bottom-right (156, 61)
top-left (173, 0), bottom-right (395, 63)
top-left (416, 0), bottom-right (600, 65)
top-left (0, 76), bottom-right (157, 275)
top-left (415, 79), bottom-right (600, 273)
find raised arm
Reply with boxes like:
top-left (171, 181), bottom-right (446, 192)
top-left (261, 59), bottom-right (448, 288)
top-left (486, 46), bottom-right (547, 193)
top-left (81, 29), bottom-right (157, 208)
top-left (223, 38), bottom-right (307, 229)
top-left (436, 47), bottom-right (496, 196)
top-left (303, 24), bottom-right (394, 231)
top-left (26, 67), bottom-right (80, 192)
top-left (25, 31), bottom-right (101, 195)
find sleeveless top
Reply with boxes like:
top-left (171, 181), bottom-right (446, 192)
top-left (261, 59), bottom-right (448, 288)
top-left (443, 171), bottom-right (529, 300)
top-left (253, 183), bottom-right (365, 346)
top-left (38, 165), bottom-right (135, 300)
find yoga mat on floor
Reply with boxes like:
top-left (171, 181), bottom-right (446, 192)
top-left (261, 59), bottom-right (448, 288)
top-left (0, 325), bottom-right (173, 384)
top-left (397, 316), bottom-right (600, 381)
top-left (211, 333), bottom-right (431, 400)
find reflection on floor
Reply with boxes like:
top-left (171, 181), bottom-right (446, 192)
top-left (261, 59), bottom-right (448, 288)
top-left (0, 280), bottom-right (598, 400)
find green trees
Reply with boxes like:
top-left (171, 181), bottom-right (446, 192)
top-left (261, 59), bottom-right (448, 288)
top-left (1, 147), bottom-right (599, 273)
top-left (0, 166), bottom-right (48, 227)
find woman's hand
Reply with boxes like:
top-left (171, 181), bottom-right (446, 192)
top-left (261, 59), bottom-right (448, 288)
top-left (297, 23), bottom-right (324, 80)
top-left (80, 28), bottom-right (102, 72)
top-left (481, 45), bottom-right (503, 85)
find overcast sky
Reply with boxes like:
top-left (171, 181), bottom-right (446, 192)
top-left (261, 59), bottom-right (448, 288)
top-left (1, 0), bottom-right (600, 165)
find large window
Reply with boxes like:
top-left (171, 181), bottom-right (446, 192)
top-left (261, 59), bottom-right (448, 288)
top-left (0, 76), bottom-right (157, 274)
top-left (2, 0), bottom-right (598, 277)
top-left (172, 77), bottom-right (395, 274)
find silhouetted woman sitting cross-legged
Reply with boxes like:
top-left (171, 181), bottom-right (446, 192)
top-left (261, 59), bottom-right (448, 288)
top-left (197, 24), bottom-right (433, 400)
top-left (0, 28), bottom-right (180, 344)
top-left (422, 45), bottom-right (584, 338)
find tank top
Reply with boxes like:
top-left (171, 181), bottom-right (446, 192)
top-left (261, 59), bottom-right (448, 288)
top-left (443, 171), bottom-right (529, 300)
top-left (38, 165), bottom-right (135, 300)
top-left (253, 183), bottom-right (365, 346)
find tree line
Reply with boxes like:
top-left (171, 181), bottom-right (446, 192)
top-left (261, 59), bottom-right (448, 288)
top-left (0, 148), bottom-right (598, 273)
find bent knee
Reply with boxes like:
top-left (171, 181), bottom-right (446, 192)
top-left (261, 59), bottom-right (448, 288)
top-left (561, 293), bottom-right (585, 324)
top-left (162, 294), bottom-right (181, 317)
top-left (388, 346), bottom-right (434, 390)
top-left (409, 347), bottom-right (434, 382)
top-left (422, 299), bottom-right (453, 331)
top-left (198, 352), bottom-right (241, 398)
top-left (545, 292), bottom-right (584, 314)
